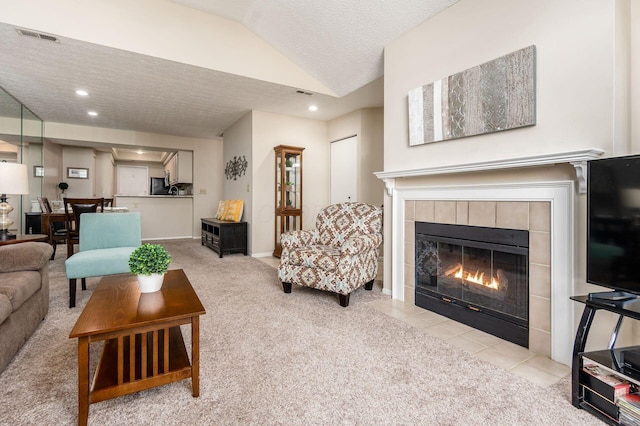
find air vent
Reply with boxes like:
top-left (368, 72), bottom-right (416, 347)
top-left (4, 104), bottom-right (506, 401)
top-left (15, 27), bottom-right (60, 43)
top-left (295, 89), bottom-right (313, 96)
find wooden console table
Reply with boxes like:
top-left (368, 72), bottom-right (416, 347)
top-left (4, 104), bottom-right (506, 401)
top-left (201, 218), bottom-right (247, 258)
top-left (69, 270), bottom-right (205, 426)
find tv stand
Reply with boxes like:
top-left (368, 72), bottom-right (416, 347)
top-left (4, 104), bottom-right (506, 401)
top-left (572, 295), bottom-right (640, 424)
top-left (588, 291), bottom-right (638, 303)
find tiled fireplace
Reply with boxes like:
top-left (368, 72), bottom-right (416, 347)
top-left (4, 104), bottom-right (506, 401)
top-left (377, 150), bottom-right (607, 364)
top-left (414, 220), bottom-right (530, 348)
top-left (406, 199), bottom-right (550, 354)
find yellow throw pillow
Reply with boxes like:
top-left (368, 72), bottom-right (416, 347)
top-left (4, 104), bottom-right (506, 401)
top-left (215, 200), bottom-right (226, 220)
top-left (222, 199), bottom-right (244, 222)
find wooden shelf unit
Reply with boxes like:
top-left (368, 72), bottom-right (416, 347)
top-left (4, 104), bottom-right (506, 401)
top-left (273, 145), bottom-right (304, 257)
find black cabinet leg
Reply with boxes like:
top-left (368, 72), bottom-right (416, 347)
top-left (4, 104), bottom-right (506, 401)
top-left (572, 305), bottom-right (596, 407)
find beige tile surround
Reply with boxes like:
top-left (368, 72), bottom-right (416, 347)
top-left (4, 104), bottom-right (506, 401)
top-left (404, 200), bottom-right (552, 357)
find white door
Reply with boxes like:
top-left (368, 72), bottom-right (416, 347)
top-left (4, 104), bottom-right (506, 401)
top-left (117, 165), bottom-right (148, 195)
top-left (331, 136), bottom-right (358, 203)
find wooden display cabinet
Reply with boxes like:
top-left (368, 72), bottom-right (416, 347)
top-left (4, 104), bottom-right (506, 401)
top-left (273, 145), bottom-right (304, 257)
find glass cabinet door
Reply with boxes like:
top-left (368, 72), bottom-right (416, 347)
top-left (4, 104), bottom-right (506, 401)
top-left (274, 145), bottom-right (304, 257)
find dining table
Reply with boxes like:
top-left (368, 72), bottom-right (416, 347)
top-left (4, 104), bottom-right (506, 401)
top-left (41, 207), bottom-right (130, 249)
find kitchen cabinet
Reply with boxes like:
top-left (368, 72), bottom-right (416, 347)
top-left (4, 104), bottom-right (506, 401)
top-left (165, 150), bottom-right (193, 184)
top-left (273, 145), bottom-right (304, 258)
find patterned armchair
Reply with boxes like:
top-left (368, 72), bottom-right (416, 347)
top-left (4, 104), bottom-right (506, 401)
top-left (277, 202), bottom-right (382, 307)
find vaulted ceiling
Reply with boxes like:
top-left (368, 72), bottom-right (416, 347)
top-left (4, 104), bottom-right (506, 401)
top-left (0, 0), bottom-right (458, 145)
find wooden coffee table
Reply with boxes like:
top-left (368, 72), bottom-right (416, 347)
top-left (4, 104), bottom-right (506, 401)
top-left (69, 269), bottom-right (206, 426)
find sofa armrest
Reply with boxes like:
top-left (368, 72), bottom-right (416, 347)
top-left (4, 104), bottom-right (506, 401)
top-left (280, 229), bottom-right (319, 249)
top-left (341, 234), bottom-right (383, 256)
top-left (0, 242), bottom-right (53, 273)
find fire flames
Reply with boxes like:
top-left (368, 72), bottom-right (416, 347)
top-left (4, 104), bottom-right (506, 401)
top-left (452, 266), bottom-right (500, 290)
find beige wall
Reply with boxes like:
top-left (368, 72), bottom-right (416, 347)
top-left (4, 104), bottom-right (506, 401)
top-left (44, 122), bottom-right (223, 238)
top-left (360, 108), bottom-right (384, 206)
top-left (224, 108), bottom-right (384, 256)
top-left (223, 112), bottom-right (253, 249)
top-left (383, 0), bottom-right (639, 351)
top-left (94, 151), bottom-right (114, 198)
top-left (61, 146), bottom-right (94, 197)
top-left (43, 140), bottom-right (62, 200)
top-left (384, 0), bottom-right (619, 172)
top-left (251, 110), bottom-right (330, 256)
top-left (632, 0), bottom-right (640, 151)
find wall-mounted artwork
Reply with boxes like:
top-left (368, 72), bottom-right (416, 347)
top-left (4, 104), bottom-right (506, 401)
top-left (67, 167), bottom-right (89, 179)
top-left (225, 155), bottom-right (248, 180)
top-left (408, 45), bottom-right (536, 146)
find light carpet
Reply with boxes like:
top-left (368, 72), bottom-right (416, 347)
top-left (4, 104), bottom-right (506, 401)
top-left (0, 239), bottom-right (598, 425)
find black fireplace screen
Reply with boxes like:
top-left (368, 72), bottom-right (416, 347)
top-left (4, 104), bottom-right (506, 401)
top-left (415, 222), bottom-right (529, 323)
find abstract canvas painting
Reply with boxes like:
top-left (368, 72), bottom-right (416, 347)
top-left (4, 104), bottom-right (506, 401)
top-left (408, 45), bottom-right (536, 145)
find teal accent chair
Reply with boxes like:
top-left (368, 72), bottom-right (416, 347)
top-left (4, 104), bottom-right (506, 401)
top-left (64, 212), bottom-right (141, 308)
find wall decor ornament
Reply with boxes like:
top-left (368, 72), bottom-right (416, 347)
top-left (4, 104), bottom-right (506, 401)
top-left (225, 155), bottom-right (248, 180)
top-left (408, 45), bottom-right (536, 146)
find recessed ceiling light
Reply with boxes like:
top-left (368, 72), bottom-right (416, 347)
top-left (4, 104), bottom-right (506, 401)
top-left (137, 150), bottom-right (144, 155)
top-left (87, 111), bottom-right (98, 116)
top-left (308, 105), bottom-right (318, 112)
top-left (75, 89), bottom-right (88, 96)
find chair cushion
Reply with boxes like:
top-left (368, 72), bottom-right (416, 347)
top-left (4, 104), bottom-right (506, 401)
top-left (78, 213), bottom-right (142, 251)
top-left (0, 294), bottom-right (11, 325)
top-left (0, 271), bottom-right (41, 312)
top-left (287, 245), bottom-right (341, 272)
top-left (65, 246), bottom-right (137, 279)
top-left (316, 203), bottom-right (382, 247)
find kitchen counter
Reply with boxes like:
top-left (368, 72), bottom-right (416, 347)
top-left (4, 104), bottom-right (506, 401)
top-left (114, 194), bottom-right (193, 198)
top-left (114, 196), bottom-right (193, 239)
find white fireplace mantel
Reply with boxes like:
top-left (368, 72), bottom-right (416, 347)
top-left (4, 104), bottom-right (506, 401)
top-left (374, 148), bottom-right (604, 195)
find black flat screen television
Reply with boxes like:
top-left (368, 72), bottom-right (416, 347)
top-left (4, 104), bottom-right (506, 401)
top-left (588, 154), bottom-right (640, 296)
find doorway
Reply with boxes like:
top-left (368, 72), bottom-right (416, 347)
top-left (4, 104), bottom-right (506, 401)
top-left (330, 136), bottom-right (357, 204)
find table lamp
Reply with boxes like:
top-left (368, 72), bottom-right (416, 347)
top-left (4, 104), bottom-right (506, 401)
top-left (0, 161), bottom-right (29, 240)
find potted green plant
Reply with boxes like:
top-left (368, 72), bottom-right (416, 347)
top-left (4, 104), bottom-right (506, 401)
top-left (128, 243), bottom-right (172, 293)
top-left (58, 182), bottom-right (69, 195)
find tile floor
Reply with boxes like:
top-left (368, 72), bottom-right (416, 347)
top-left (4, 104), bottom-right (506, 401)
top-left (258, 256), bottom-right (569, 388)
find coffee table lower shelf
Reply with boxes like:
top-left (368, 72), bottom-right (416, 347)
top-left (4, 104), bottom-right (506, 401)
top-left (90, 326), bottom-right (192, 403)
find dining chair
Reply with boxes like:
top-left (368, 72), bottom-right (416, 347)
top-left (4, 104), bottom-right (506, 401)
top-left (63, 198), bottom-right (105, 258)
top-left (38, 197), bottom-right (67, 260)
top-left (103, 198), bottom-right (114, 207)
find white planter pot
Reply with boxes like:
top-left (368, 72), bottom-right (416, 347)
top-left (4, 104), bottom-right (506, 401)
top-left (136, 273), bottom-right (165, 293)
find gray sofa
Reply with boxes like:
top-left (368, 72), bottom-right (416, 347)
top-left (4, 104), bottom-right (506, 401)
top-left (0, 242), bottom-right (53, 373)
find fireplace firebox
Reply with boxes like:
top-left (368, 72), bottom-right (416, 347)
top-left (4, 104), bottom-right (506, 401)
top-left (415, 222), bottom-right (529, 347)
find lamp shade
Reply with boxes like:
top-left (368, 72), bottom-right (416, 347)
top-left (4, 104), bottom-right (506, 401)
top-left (0, 162), bottom-right (29, 195)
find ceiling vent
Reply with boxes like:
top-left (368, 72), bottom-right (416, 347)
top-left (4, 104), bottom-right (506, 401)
top-left (15, 27), bottom-right (60, 43)
top-left (295, 89), bottom-right (313, 96)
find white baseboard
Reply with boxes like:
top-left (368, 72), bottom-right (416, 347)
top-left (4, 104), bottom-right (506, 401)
top-left (252, 252), bottom-right (274, 258)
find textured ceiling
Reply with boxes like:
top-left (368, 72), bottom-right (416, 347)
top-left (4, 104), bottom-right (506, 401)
top-left (172, 0), bottom-right (459, 96)
top-left (0, 1), bottom-right (458, 151)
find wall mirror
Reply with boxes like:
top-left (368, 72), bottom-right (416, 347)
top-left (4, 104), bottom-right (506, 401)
top-left (0, 85), bottom-right (43, 233)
